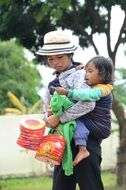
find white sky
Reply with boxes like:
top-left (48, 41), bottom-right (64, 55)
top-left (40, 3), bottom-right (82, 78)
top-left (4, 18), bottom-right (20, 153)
top-left (72, 5), bottom-right (126, 68)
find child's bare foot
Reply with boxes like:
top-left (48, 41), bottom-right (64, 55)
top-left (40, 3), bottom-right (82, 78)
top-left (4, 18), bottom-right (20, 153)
top-left (73, 146), bottom-right (90, 166)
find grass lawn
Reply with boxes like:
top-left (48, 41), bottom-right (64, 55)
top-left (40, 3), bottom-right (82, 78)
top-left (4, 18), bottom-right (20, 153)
top-left (102, 171), bottom-right (125, 190)
top-left (0, 176), bottom-right (52, 190)
top-left (0, 171), bottom-right (125, 190)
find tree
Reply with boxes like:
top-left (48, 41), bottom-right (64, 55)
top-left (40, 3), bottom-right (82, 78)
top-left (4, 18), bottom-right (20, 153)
top-left (4, 91), bottom-right (42, 115)
top-left (0, 0), bottom-right (126, 186)
top-left (0, 0), bottom-right (56, 53)
top-left (0, 40), bottom-right (42, 114)
top-left (55, 1), bottom-right (126, 186)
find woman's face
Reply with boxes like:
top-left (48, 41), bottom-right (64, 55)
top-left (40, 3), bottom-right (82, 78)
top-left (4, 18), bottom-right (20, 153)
top-left (47, 54), bottom-right (72, 73)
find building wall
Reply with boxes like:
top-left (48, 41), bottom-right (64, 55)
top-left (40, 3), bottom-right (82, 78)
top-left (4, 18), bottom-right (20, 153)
top-left (0, 114), bottom-right (119, 178)
top-left (101, 130), bottom-right (119, 170)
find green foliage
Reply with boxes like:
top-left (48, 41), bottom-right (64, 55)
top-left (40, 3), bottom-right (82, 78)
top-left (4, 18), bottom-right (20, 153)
top-left (0, 0), bottom-right (125, 59)
top-left (0, 176), bottom-right (52, 190)
top-left (114, 68), bottom-right (126, 105)
top-left (3, 91), bottom-right (42, 115)
top-left (114, 84), bottom-right (126, 105)
top-left (35, 0), bottom-right (71, 22)
top-left (0, 40), bottom-right (42, 114)
top-left (0, 0), bottom-right (56, 53)
top-left (117, 68), bottom-right (126, 79)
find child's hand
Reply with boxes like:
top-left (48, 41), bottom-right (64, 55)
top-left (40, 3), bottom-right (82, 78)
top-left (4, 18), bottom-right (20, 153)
top-left (55, 87), bottom-right (68, 95)
top-left (45, 115), bottom-right (60, 128)
top-left (76, 64), bottom-right (85, 70)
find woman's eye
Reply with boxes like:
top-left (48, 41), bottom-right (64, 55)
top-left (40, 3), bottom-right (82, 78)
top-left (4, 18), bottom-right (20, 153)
top-left (48, 58), bottom-right (53, 61)
top-left (57, 56), bottom-right (62, 59)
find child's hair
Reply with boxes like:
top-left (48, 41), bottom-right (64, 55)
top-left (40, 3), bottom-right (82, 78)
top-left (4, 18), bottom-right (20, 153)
top-left (86, 56), bottom-right (114, 84)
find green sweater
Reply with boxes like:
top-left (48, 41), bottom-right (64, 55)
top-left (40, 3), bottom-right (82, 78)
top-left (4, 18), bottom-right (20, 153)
top-left (68, 84), bottom-right (113, 101)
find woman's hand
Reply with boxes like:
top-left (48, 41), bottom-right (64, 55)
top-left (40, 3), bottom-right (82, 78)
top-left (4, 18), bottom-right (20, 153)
top-left (47, 105), bottom-right (52, 116)
top-left (45, 115), bottom-right (60, 128)
top-left (55, 87), bottom-right (68, 95)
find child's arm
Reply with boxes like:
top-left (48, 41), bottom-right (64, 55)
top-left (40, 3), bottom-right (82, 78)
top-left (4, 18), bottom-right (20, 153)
top-left (45, 86), bottom-right (95, 125)
top-left (55, 84), bottom-right (112, 123)
top-left (67, 84), bottom-right (113, 102)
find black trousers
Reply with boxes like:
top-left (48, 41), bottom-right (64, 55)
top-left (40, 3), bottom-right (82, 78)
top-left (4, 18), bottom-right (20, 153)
top-left (52, 141), bottom-right (104, 190)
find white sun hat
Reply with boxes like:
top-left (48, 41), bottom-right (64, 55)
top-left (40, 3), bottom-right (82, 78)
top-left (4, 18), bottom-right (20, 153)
top-left (36, 30), bottom-right (77, 56)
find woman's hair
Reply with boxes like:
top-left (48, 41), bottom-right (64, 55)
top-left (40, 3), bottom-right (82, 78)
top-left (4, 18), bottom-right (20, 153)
top-left (86, 56), bottom-right (114, 84)
top-left (67, 53), bottom-right (82, 66)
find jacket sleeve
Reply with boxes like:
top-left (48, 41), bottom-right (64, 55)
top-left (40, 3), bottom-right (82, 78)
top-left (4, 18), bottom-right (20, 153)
top-left (60, 101), bottom-right (95, 123)
top-left (59, 69), bottom-right (96, 123)
top-left (42, 87), bottom-right (51, 120)
top-left (67, 84), bottom-right (113, 102)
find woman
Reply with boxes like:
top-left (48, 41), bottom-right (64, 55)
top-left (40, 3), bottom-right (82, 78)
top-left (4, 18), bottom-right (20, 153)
top-left (36, 30), bottom-right (113, 190)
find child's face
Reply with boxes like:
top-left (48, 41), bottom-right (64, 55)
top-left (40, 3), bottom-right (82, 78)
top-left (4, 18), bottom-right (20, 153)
top-left (47, 54), bottom-right (71, 73)
top-left (85, 62), bottom-right (101, 86)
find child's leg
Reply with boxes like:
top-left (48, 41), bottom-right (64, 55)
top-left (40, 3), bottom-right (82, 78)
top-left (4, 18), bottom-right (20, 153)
top-left (73, 145), bottom-right (90, 166)
top-left (73, 119), bottom-right (90, 166)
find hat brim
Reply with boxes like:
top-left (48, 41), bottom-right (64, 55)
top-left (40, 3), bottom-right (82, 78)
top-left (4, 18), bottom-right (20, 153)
top-left (36, 44), bottom-right (77, 56)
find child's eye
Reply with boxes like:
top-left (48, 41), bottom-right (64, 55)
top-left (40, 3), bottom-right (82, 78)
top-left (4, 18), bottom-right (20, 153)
top-left (88, 69), bottom-right (93, 73)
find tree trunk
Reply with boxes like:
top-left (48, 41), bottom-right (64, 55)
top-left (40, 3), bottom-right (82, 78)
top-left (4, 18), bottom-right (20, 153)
top-left (112, 95), bottom-right (126, 186)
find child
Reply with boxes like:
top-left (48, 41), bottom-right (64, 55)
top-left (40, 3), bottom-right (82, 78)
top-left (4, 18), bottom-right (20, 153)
top-left (54, 56), bottom-right (113, 165)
